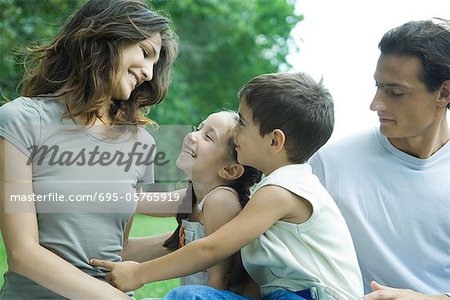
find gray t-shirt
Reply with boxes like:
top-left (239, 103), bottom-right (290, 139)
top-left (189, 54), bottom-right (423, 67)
top-left (0, 97), bottom-right (155, 299)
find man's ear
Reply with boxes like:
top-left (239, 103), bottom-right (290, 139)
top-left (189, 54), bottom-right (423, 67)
top-left (218, 163), bottom-right (244, 180)
top-left (269, 129), bottom-right (286, 153)
top-left (437, 80), bottom-right (450, 108)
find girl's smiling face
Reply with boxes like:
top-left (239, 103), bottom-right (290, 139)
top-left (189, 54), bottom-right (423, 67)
top-left (111, 34), bottom-right (161, 100)
top-left (176, 112), bottom-right (237, 180)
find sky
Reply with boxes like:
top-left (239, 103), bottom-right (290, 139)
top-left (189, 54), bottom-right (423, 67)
top-left (287, 0), bottom-right (449, 140)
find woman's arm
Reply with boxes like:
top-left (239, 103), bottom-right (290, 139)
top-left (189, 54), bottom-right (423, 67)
top-left (91, 185), bottom-right (301, 292)
top-left (0, 138), bottom-right (129, 300)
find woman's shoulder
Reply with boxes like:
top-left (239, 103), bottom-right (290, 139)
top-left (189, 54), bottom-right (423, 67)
top-left (0, 96), bottom-right (63, 124)
top-left (0, 97), bottom-right (42, 124)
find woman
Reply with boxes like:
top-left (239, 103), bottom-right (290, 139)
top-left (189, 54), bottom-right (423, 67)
top-left (0, 0), bottom-right (178, 298)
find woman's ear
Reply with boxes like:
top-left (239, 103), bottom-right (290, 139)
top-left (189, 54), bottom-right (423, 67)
top-left (269, 129), bottom-right (286, 152)
top-left (218, 163), bottom-right (244, 180)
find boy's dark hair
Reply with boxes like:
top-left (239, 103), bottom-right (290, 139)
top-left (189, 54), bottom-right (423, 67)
top-left (239, 72), bottom-right (334, 163)
top-left (379, 18), bottom-right (450, 109)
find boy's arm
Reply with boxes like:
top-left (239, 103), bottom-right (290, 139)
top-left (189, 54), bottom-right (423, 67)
top-left (1, 138), bottom-right (129, 300)
top-left (202, 189), bottom-right (242, 290)
top-left (91, 185), bottom-right (309, 292)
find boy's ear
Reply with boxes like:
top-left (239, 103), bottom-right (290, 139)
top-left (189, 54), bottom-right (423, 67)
top-left (437, 80), bottom-right (450, 108)
top-left (269, 129), bottom-right (286, 153)
top-left (218, 163), bottom-right (244, 180)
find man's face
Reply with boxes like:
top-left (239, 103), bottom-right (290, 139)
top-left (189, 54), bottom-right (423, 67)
top-left (370, 54), bottom-right (442, 141)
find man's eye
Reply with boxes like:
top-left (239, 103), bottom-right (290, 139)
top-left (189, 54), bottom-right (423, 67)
top-left (391, 90), bottom-right (404, 97)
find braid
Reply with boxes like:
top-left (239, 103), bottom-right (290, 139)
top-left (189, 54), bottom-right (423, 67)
top-left (162, 182), bottom-right (196, 251)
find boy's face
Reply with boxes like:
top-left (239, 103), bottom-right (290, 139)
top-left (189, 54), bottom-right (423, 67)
top-left (235, 100), bottom-right (270, 172)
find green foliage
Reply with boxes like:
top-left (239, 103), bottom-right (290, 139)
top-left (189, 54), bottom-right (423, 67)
top-left (0, 0), bottom-right (302, 123)
top-left (0, 0), bottom-right (83, 103)
top-left (150, 0), bottom-right (302, 125)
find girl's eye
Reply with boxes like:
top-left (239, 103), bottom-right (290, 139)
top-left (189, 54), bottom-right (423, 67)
top-left (192, 125), bottom-right (199, 131)
top-left (238, 119), bottom-right (244, 126)
top-left (206, 134), bottom-right (214, 141)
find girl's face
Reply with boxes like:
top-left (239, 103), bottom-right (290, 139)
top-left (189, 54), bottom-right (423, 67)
top-left (176, 112), bottom-right (236, 180)
top-left (111, 33), bottom-right (162, 100)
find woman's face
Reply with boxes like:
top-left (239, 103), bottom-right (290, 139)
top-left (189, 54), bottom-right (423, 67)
top-left (111, 33), bottom-right (162, 100)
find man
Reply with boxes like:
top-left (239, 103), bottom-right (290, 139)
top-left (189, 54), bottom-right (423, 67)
top-left (309, 19), bottom-right (449, 299)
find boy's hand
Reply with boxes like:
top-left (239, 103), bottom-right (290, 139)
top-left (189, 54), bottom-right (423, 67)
top-left (363, 281), bottom-right (446, 300)
top-left (90, 259), bottom-right (142, 292)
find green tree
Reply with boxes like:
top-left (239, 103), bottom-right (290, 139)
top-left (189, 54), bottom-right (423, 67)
top-left (0, 0), bottom-right (302, 125)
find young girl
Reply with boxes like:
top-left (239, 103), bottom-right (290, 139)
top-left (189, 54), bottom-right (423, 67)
top-left (0, 0), bottom-right (177, 299)
top-left (160, 110), bottom-right (261, 293)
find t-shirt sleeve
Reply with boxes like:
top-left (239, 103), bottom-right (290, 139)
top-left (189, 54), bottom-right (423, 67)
top-left (0, 97), bottom-right (42, 157)
top-left (308, 152), bottom-right (326, 185)
top-left (136, 129), bottom-right (156, 187)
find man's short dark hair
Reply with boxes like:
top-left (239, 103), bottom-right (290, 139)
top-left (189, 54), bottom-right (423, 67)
top-left (379, 19), bottom-right (450, 108)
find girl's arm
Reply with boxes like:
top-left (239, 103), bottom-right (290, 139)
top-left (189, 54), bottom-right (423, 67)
top-left (91, 184), bottom-right (310, 292)
top-left (201, 189), bottom-right (242, 290)
top-left (0, 139), bottom-right (129, 300)
top-left (120, 213), bottom-right (172, 262)
top-left (135, 189), bottom-right (187, 217)
top-left (120, 188), bottom-right (176, 262)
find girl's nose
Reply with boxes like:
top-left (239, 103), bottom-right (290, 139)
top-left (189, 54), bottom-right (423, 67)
top-left (186, 131), bottom-right (198, 142)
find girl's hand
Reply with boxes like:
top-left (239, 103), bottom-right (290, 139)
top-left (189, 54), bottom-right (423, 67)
top-left (90, 259), bottom-right (142, 292)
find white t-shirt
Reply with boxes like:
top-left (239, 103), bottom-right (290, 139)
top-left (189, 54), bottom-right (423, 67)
top-left (309, 128), bottom-right (450, 293)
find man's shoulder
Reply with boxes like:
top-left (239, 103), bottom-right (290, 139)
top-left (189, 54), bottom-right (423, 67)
top-left (318, 128), bottom-right (378, 156)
